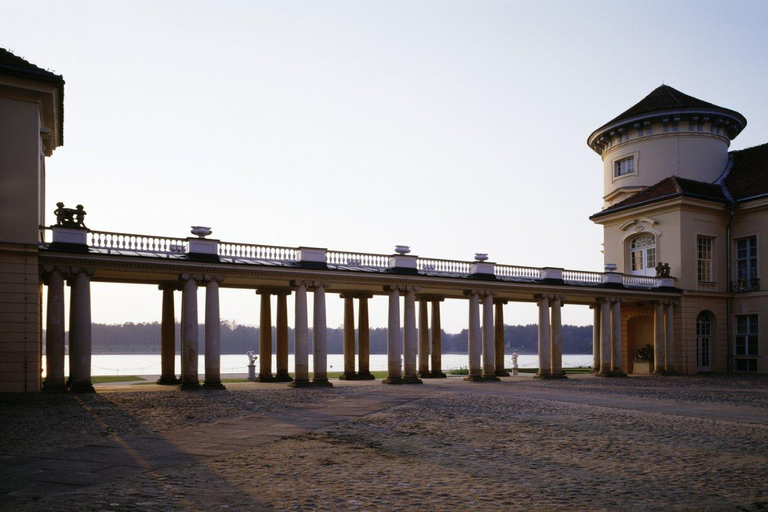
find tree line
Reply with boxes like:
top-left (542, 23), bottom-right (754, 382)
top-left (67, 321), bottom-right (593, 355)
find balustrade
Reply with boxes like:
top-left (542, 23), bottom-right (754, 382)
top-left (623, 275), bottom-right (659, 288)
top-left (327, 251), bottom-right (389, 269)
top-left (495, 265), bottom-right (541, 281)
top-left (219, 242), bottom-right (298, 262)
top-left (417, 258), bottom-right (472, 275)
top-left (88, 230), bottom-right (188, 255)
top-left (563, 269), bottom-right (603, 284)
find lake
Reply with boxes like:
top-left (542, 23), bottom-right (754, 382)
top-left (43, 354), bottom-right (594, 377)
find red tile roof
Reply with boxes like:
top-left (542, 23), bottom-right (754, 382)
top-left (590, 176), bottom-right (728, 219)
top-left (724, 143), bottom-right (768, 202)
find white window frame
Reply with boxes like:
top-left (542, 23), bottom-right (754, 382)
top-left (611, 152), bottom-right (639, 182)
top-left (736, 235), bottom-right (758, 281)
top-left (697, 235), bottom-right (715, 283)
top-left (734, 313), bottom-right (759, 358)
top-left (629, 233), bottom-right (656, 277)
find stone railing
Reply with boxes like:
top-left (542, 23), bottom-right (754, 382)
top-left (42, 227), bottom-right (675, 290)
top-left (730, 278), bottom-right (761, 293)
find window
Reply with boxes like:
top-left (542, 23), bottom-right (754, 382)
top-left (736, 359), bottom-right (757, 372)
top-left (735, 314), bottom-right (758, 357)
top-left (737, 236), bottom-right (758, 280)
top-left (615, 156), bottom-right (634, 177)
top-left (630, 234), bottom-right (656, 276)
top-left (696, 312), bottom-right (712, 371)
top-left (697, 236), bottom-right (713, 282)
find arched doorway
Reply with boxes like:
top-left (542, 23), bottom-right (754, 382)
top-left (629, 234), bottom-right (656, 276)
top-left (627, 315), bottom-right (654, 373)
top-left (696, 311), bottom-right (714, 372)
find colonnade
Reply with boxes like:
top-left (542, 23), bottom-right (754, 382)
top-left (40, 267), bottom-right (678, 392)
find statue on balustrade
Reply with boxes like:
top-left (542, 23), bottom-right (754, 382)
top-left (655, 262), bottom-right (671, 278)
top-left (54, 202), bottom-right (88, 229)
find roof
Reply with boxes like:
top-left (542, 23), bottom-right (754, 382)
top-left (0, 48), bottom-right (65, 147)
top-left (0, 48), bottom-right (64, 84)
top-left (588, 85), bottom-right (747, 152)
top-left (724, 142), bottom-right (768, 202)
top-left (590, 176), bottom-right (728, 219)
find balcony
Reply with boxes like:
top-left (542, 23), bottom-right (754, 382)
top-left (730, 278), bottom-right (761, 293)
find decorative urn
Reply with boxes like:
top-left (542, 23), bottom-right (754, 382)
top-left (191, 226), bottom-right (212, 238)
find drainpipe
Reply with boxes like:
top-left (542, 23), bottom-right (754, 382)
top-left (726, 204), bottom-right (735, 373)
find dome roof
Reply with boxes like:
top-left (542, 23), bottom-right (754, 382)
top-left (587, 85), bottom-right (747, 154)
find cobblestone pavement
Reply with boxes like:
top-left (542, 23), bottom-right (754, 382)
top-left (1, 375), bottom-right (767, 511)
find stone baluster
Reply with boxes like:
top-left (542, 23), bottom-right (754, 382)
top-left (494, 299), bottom-right (509, 377)
top-left (383, 286), bottom-right (403, 384)
top-left (69, 269), bottom-right (94, 393)
top-left (275, 290), bottom-right (293, 382)
top-left (551, 295), bottom-right (565, 378)
top-left (157, 283), bottom-right (180, 385)
top-left (665, 301), bottom-right (675, 373)
top-left (290, 281), bottom-right (310, 387)
top-left (430, 298), bottom-right (446, 378)
top-left (203, 276), bottom-right (225, 389)
top-left (653, 301), bottom-right (665, 374)
top-left (42, 268), bottom-right (67, 391)
top-left (402, 287), bottom-right (421, 383)
top-left (311, 282), bottom-right (332, 386)
top-left (481, 292), bottom-right (499, 381)
top-left (256, 289), bottom-right (274, 382)
top-left (465, 290), bottom-right (483, 381)
top-left (535, 294), bottom-right (551, 379)
top-left (340, 294), bottom-right (357, 380)
top-left (418, 298), bottom-right (430, 378)
top-left (180, 274), bottom-right (201, 390)
top-left (357, 294), bottom-right (375, 380)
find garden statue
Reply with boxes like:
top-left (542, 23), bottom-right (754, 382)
top-left (53, 202), bottom-right (87, 229)
top-left (655, 262), bottom-right (671, 277)
top-left (511, 350), bottom-right (519, 376)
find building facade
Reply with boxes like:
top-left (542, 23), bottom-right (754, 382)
top-left (589, 85), bottom-right (767, 374)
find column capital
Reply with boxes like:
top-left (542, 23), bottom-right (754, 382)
top-left (463, 289), bottom-right (482, 297)
top-left (180, 273), bottom-right (204, 282)
top-left (307, 281), bottom-right (330, 290)
top-left (610, 297), bottom-right (622, 304)
top-left (201, 274), bottom-right (225, 284)
top-left (41, 266), bottom-right (70, 284)
top-left (493, 298), bottom-right (508, 305)
top-left (402, 285), bottom-right (420, 294)
top-left (158, 282), bottom-right (182, 291)
top-left (534, 293), bottom-right (550, 301)
top-left (71, 267), bottom-right (95, 277)
top-left (384, 284), bottom-right (403, 293)
top-left (594, 296), bottom-right (610, 304)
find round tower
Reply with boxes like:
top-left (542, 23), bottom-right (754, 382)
top-left (588, 85), bottom-right (746, 206)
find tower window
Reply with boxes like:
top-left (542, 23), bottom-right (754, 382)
top-left (614, 156), bottom-right (635, 177)
top-left (697, 236), bottom-right (714, 282)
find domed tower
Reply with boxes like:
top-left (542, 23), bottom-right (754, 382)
top-left (588, 85), bottom-right (746, 207)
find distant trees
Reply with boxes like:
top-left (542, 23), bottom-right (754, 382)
top-left (70, 321), bottom-right (593, 355)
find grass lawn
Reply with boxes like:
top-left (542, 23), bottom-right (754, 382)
top-left (92, 375), bottom-right (147, 383)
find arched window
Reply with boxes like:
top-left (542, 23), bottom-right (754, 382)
top-left (630, 234), bottom-right (656, 276)
top-left (696, 311), bottom-right (713, 372)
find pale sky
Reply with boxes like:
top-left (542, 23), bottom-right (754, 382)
top-left (5, 1), bottom-right (767, 332)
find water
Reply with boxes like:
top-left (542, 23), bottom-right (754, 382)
top-left (43, 354), bottom-right (594, 377)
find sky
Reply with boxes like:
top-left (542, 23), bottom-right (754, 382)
top-left (5, 0), bottom-right (768, 333)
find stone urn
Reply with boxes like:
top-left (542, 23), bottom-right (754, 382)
top-left (474, 253), bottom-right (489, 262)
top-left (395, 245), bottom-right (411, 255)
top-left (191, 226), bottom-right (212, 238)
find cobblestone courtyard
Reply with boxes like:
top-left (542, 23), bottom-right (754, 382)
top-left (1, 375), bottom-right (767, 511)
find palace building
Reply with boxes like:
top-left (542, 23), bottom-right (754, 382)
top-left (589, 85), bottom-right (767, 374)
top-left (0, 48), bottom-right (765, 393)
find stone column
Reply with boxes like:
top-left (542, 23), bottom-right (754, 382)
top-left (256, 290), bottom-right (274, 382)
top-left (340, 294), bottom-right (357, 380)
top-left (465, 291), bottom-right (483, 381)
top-left (610, 299), bottom-right (625, 376)
top-left (291, 281), bottom-right (311, 387)
top-left (69, 269), bottom-right (94, 392)
top-left (665, 302), bottom-right (675, 373)
top-left (591, 305), bottom-right (601, 373)
top-left (418, 298), bottom-right (430, 378)
top-left (180, 274), bottom-right (201, 390)
top-left (43, 268), bottom-right (66, 391)
top-left (275, 291), bottom-right (293, 382)
top-left (653, 301), bottom-right (665, 374)
top-left (383, 286), bottom-right (403, 384)
top-left (357, 294), bottom-right (375, 379)
top-left (599, 298), bottom-right (611, 375)
top-left (494, 299), bottom-right (509, 377)
top-left (157, 284), bottom-right (180, 385)
top-left (550, 295), bottom-right (565, 378)
top-left (203, 276), bottom-right (225, 389)
top-left (430, 298), bottom-right (446, 378)
top-left (481, 292), bottom-right (499, 381)
top-left (402, 287), bottom-right (421, 383)
top-left (312, 283), bottom-right (332, 386)
top-left (535, 294), bottom-right (551, 379)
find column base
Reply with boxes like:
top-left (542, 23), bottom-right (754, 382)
top-left (290, 379), bottom-right (312, 388)
top-left (257, 374), bottom-right (275, 383)
top-left (534, 372), bottom-right (553, 379)
top-left (338, 372), bottom-right (359, 380)
top-left (69, 382), bottom-right (95, 393)
top-left (429, 371), bottom-right (447, 379)
top-left (495, 370), bottom-right (511, 377)
top-left (311, 378), bottom-right (334, 387)
top-left (156, 376), bottom-right (181, 385)
top-left (273, 372), bottom-right (294, 382)
top-left (356, 371), bottom-right (376, 380)
top-left (464, 375), bottom-right (500, 382)
top-left (203, 381), bottom-right (227, 390)
top-left (596, 371), bottom-right (627, 378)
top-left (382, 376), bottom-right (423, 385)
top-left (179, 381), bottom-right (202, 390)
top-left (547, 371), bottom-right (568, 379)
top-left (42, 381), bottom-right (68, 392)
